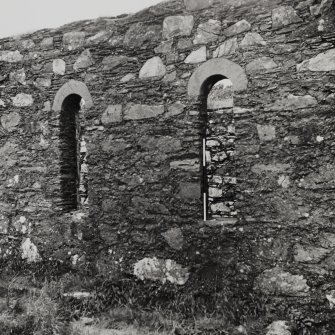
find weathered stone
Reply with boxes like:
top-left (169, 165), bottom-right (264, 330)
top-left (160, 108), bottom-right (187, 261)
top-left (87, 31), bottom-right (109, 45)
top-left (53, 59), bottom-right (66, 75)
top-left (134, 257), bottom-right (189, 285)
top-left (35, 78), bottom-right (51, 88)
top-left (170, 158), bottom-right (199, 171)
top-left (255, 267), bottom-right (310, 296)
top-left (257, 125), bottom-right (276, 142)
top-left (209, 187), bottom-right (222, 198)
top-left (223, 20), bottom-right (251, 37)
top-left (240, 32), bottom-right (266, 47)
top-left (162, 16), bottom-right (194, 40)
top-left (184, 46), bottom-right (207, 64)
top-left (139, 57), bottom-right (166, 79)
top-left (278, 175), bottom-right (290, 189)
top-left (193, 19), bottom-right (221, 44)
top-left (213, 38), bottom-right (238, 57)
top-left (21, 238), bottom-right (41, 263)
top-left (124, 104), bottom-right (164, 121)
top-left (266, 94), bottom-right (317, 111)
top-left (0, 99), bottom-right (5, 107)
top-left (207, 79), bottom-right (234, 109)
top-left (272, 6), bottom-right (302, 29)
top-left (294, 244), bottom-right (329, 263)
top-left (252, 164), bottom-right (291, 175)
top-left (73, 49), bottom-right (94, 71)
top-left (326, 290), bottom-right (335, 309)
top-left (124, 23), bottom-right (162, 48)
top-left (120, 73), bottom-right (136, 83)
top-left (211, 202), bottom-right (230, 213)
top-left (297, 49), bottom-right (335, 72)
top-left (63, 31), bottom-right (86, 50)
top-left (101, 105), bottom-right (123, 125)
top-left (12, 93), bottom-right (34, 107)
top-left (139, 136), bottom-right (182, 153)
top-left (178, 182), bottom-right (200, 199)
top-left (165, 102), bottom-right (185, 118)
top-left (319, 233), bottom-right (335, 249)
top-left (162, 228), bottom-right (184, 250)
top-left (155, 40), bottom-right (173, 54)
top-left (10, 68), bottom-right (26, 84)
top-left (184, 0), bottom-right (214, 11)
top-left (17, 39), bottom-right (35, 50)
top-left (0, 214), bottom-right (9, 234)
top-left (1, 112), bottom-right (21, 132)
top-left (102, 55), bottom-right (137, 70)
top-left (40, 37), bottom-right (53, 49)
top-left (246, 57), bottom-right (278, 73)
top-left (266, 321), bottom-right (291, 335)
top-left (0, 50), bottom-right (23, 63)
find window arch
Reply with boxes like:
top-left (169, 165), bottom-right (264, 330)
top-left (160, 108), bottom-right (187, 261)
top-left (187, 59), bottom-right (247, 221)
top-left (53, 81), bottom-right (93, 212)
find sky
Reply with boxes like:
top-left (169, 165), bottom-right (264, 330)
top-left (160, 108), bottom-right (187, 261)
top-left (0, 0), bottom-right (163, 38)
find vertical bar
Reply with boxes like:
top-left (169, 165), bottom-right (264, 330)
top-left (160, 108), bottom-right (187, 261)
top-left (203, 138), bottom-right (207, 221)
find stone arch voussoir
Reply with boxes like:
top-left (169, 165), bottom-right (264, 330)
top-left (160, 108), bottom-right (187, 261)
top-left (52, 80), bottom-right (93, 111)
top-left (187, 58), bottom-right (248, 98)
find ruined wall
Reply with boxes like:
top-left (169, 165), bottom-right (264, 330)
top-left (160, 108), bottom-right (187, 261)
top-left (0, 0), bottom-right (335, 331)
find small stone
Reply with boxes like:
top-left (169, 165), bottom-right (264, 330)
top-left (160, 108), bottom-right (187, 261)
top-left (63, 31), bottom-right (86, 50)
top-left (193, 19), bottom-right (221, 44)
top-left (294, 244), bottom-right (329, 263)
top-left (177, 39), bottom-right (193, 50)
top-left (266, 94), bottom-right (317, 111)
top-left (124, 104), bottom-right (164, 120)
top-left (139, 56), bottom-right (166, 79)
top-left (73, 49), bottom-right (94, 71)
top-left (162, 15), bottom-right (194, 40)
top-left (87, 31), bottom-right (109, 44)
top-left (10, 68), bottom-right (26, 84)
top-left (184, 0), bottom-right (214, 11)
top-left (162, 228), bottom-right (184, 250)
top-left (213, 38), bottom-right (238, 57)
top-left (278, 175), bottom-right (290, 188)
top-left (35, 78), bottom-right (51, 88)
top-left (257, 125), bottom-right (276, 142)
top-left (17, 39), bottom-right (35, 50)
top-left (12, 93), bottom-right (34, 107)
top-left (246, 57), bottom-right (278, 73)
top-left (211, 202), bottom-right (230, 213)
top-left (124, 23), bottom-right (162, 49)
top-left (0, 50), bottom-right (23, 63)
top-left (240, 32), bottom-right (266, 47)
top-left (297, 49), bottom-right (335, 72)
top-left (1, 112), bottom-right (20, 131)
top-left (272, 6), bottom-right (302, 29)
top-left (40, 37), bottom-right (53, 49)
top-left (101, 105), bottom-right (122, 125)
top-left (170, 158), bottom-right (199, 171)
top-left (154, 40), bottom-right (173, 54)
top-left (255, 267), bottom-right (310, 296)
top-left (184, 46), bottom-right (207, 64)
top-left (165, 102), bottom-right (185, 118)
top-left (53, 59), bottom-right (66, 75)
top-left (120, 73), bottom-right (136, 83)
top-left (266, 321), bottom-right (291, 335)
top-left (209, 187), bottom-right (222, 198)
top-left (223, 20), bottom-right (251, 37)
top-left (102, 55), bottom-right (137, 70)
top-left (326, 290), bottom-right (335, 309)
top-left (21, 238), bottom-right (41, 263)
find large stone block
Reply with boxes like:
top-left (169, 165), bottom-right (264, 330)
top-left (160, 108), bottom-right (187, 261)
top-left (294, 244), bottom-right (330, 263)
top-left (101, 105), bottom-right (122, 125)
top-left (73, 49), bottom-right (94, 71)
top-left (0, 50), bottom-right (23, 63)
top-left (272, 6), bottom-right (302, 29)
top-left (53, 59), bottom-right (66, 75)
top-left (162, 15), bottom-right (194, 40)
top-left (124, 104), bottom-right (164, 120)
top-left (193, 19), bottom-right (221, 44)
top-left (10, 68), bottom-right (26, 84)
top-left (266, 321), bottom-right (291, 335)
top-left (124, 23), bottom-right (162, 48)
top-left (297, 49), bottom-right (335, 72)
top-left (1, 112), bottom-right (21, 131)
top-left (184, 0), bottom-right (214, 11)
top-left (223, 20), bottom-right (251, 37)
top-left (266, 94), bottom-right (317, 111)
top-left (257, 124), bottom-right (276, 142)
top-left (139, 57), bottom-right (166, 79)
top-left (12, 93), bottom-right (34, 107)
top-left (240, 32), bottom-right (266, 47)
top-left (184, 47), bottom-right (207, 64)
top-left (162, 228), bottom-right (184, 250)
top-left (63, 31), bottom-right (86, 50)
top-left (213, 38), bottom-right (238, 57)
top-left (246, 57), bottom-right (277, 73)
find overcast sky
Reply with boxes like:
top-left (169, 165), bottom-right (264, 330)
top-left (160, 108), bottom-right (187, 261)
top-left (0, 0), bottom-right (163, 38)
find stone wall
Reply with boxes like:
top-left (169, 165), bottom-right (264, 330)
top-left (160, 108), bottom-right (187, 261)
top-left (0, 0), bottom-right (335, 330)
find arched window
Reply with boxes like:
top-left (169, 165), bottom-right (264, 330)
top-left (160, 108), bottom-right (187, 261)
top-left (53, 80), bottom-right (93, 212)
top-left (187, 59), bottom-right (247, 221)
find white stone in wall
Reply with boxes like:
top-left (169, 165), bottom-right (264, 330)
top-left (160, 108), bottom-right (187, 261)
top-left (0, 99), bottom-right (5, 107)
top-left (53, 59), bottom-right (66, 75)
top-left (184, 46), bottom-right (207, 64)
top-left (184, 0), bottom-right (214, 11)
top-left (297, 48), bottom-right (335, 72)
top-left (40, 37), bottom-right (53, 49)
top-left (266, 94), bottom-right (317, 111)
top-left (134, 257), bottom-right (189, 285)
top-left (12, 93), bottom-right (34, 107)
top-left (193, 19), bottom-right (221, 44)
top-left (139, 56), bottom-right (166, 79)
top-left (162, 15), bottom-right (194, 40)
top-left (120, 73), bottom-right (136, 83)
top-left (223, 19), bottom-right (251, 37)
top-left (165, 102), bottom-right (185, 118)
top-left (73, 49), bottom-right (94, 71)
top-left (0, 50), bottom-right (23, 63)
top-left (213, 38), bottom-right (238, 57)
top-left (86, 31), bottom-right (109, 44)
top-left (101, 105), bottom-right (123, 125)
top-left (266, 321), bottom-right (291, 335)
top-left (257, 125), bottom-right (276, 142)
top-left (10, 68), bottom-right (26, 85)
top-left (211, 203), bottom-right (230, 213)
top-left (21, 238), bottom-right (41, 263)
top-left (1, 112), bottom-right (21, 131)
top-left (63, 31), bottom-right (86, 50)
top-left (209, 187), bottom-right (222, 198)
top-left (246, 57), bottom-right (278, 73)
top-left (272, 6), bottom-right (302, 29)
top-left (124, 104), bottom-right (165, 120)
top-left (17, 39), bottom-right (35, 50)
top-left (240, 32), bottom-right (266, 47)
